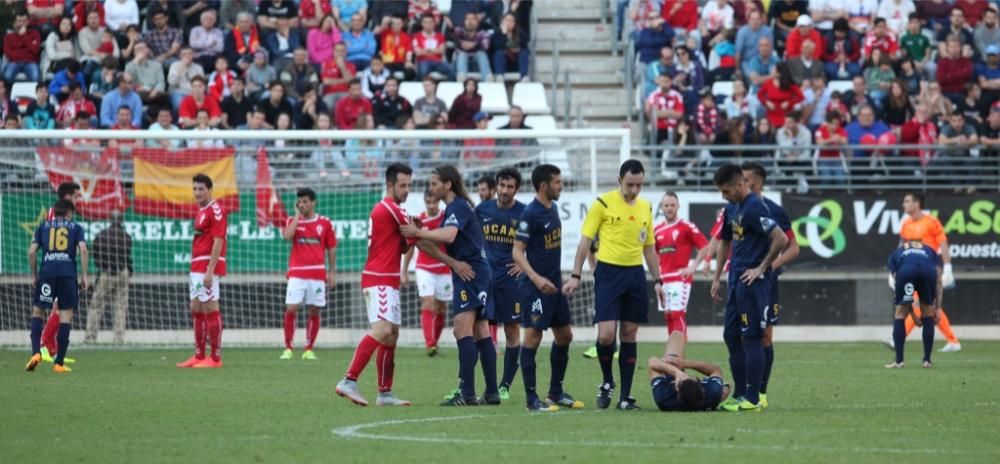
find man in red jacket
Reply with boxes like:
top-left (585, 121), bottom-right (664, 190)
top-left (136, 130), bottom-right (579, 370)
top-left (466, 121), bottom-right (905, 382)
top-left (785, 15), bottom-right (823, 59)
top-left (3, 12), bottom-right (41, 82)
top-left (936, 35), bottom-right (973, 103)
top-left (334, 78), bottom-right (373, 129)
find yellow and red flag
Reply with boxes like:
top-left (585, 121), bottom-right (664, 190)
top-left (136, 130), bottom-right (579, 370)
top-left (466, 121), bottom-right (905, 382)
top-left (37, 147), bottom-right (129, 219)
top-left (132, 148), bottom-right (240, 218)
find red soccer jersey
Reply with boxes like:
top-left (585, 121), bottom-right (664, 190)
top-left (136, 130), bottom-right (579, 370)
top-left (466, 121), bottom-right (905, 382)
top-left (320, 60), bottom-right (357, 96)
top-left (415, 211), bottom-right (449, 275)
top-left (646, 88), bottom-right (685, 130)
top-left (191, 200), bottom-right (228, 276)
top-left (287, 214), bottom-right (337, 281)
top-left (655, 219), bottom-right (709, 283)
top-left (361, 197), bottom-right (415, 288)
top-left (412, 31), bottom-right (445, 62)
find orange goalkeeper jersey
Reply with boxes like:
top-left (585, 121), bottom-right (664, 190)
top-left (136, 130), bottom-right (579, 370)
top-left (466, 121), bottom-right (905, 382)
top-left (899, 214), bottom-right (947, 252)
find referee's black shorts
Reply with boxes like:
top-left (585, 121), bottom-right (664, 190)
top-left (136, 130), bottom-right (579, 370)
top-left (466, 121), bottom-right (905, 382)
top-left (593, 262), bottom-right (648, 324)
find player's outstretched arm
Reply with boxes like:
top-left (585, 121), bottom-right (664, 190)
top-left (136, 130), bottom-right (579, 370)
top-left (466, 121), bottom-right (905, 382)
top-left (401, 222), bottom-right (458, 244)
top-left (562, 236), bottom-right (592, 296)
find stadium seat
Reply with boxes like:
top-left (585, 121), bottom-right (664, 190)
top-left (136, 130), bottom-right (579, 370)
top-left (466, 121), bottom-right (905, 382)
top-left (512, 82), bottom-right (551, 114)
top-left (488, 115), bottom-right (509, 129)
top-left (438, 0), bottom-right (452, 14)
top-left (398, 82), bottom-right (424, 107)
top-left (712, 81), bottom-right (734, 99)
top-left (525, 115), bottom-right (558, 132)
top-left (478, 82), bottom-right (510, 113)
top-left (437, 81), bottom-right (464, 108)
top-left (525, 115), bottom-right (573, 178)
top-left (828, 80), bottom-right (853, 94)
top-left (11, 81), bottom-right (36, 113)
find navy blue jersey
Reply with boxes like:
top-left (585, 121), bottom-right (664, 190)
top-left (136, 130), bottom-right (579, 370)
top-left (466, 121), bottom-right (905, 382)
top-left (515, 198), bottom-right (562, 284)
top-left (475, 199), bottom-right (525, 285)
top-left (720, 192), bottom-right (778, 275)
top-left (888, 242), bottom-right (940, 273)
top-left (442, 197), bottom-right (488, 266)
top-left (761, 196), bottom-right (791, 234)
top-left (652, 375), bottom-right (725, 411)
top-left (33, 219), bottom-right (86, 279)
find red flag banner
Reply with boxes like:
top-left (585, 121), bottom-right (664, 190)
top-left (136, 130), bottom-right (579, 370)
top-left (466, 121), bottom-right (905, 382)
top-left (132, 148), bottom-right (240, 218)
top-left (255, 146), bottom-right (289, 227)
top-left (36, 147), bottom-right (129, 219)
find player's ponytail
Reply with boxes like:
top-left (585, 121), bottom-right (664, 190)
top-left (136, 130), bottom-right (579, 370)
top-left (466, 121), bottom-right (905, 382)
top-left (433, 164), bottom-right (474, 207)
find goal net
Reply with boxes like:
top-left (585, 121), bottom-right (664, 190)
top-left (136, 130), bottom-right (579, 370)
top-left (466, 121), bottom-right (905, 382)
top-left (0, 128), bottom-right (628, 347)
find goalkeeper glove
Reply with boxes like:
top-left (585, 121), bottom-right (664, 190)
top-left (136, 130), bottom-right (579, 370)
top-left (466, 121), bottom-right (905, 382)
top-left (942, 263), bottom-right (955, 289)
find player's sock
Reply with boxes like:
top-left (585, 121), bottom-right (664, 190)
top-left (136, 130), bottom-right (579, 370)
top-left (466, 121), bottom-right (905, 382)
top-left (742, 336), bottom-right (764, 405)
top-left (305, 313), bottom-right (320, 351)
top-left (346, 334), bottom-right (381, 381)
top-left (760, 345), bottom-right (774, 394)
top-left (192, 312), bottom-right (207, 359)
top-left (666, 312), bottom-right (687, 336)
top-left (596, 342), bottom-right (615, 385)
top-left (433, 312), bottom-right (445, 344)
top-left (42, 310), bottom-right (60, 354)
top-left (207, 311), bottom-right (223, 362)
top-left (489, 323), bottom-right (498, 345)
top-left (724, 333), bottom-right (746, 398)
top-left (54, 323), bottom-right (71, 366)
top-left (549, 343), bottom-right (569, 397)
top-left (520, 345), bottom-right (538, 401)
top-left (500, 344), bottom-right (520, 387)
top-left (618, 342), bottom-right (637, 401)
top-left (921, 317), bottom-right (935, 363)
top-left (936, 310), bottom-right (959, 344)
top-left (376, 343), bottom-right (396, 393)
top-left (420, 308), bottom-right (434, 348)
top-left (892, 319), bottom-right (906, 363)
top-left (283, 311), bottom-right (296, 350)
top-left (30, 317), bottom-right (43, 354)
top-left (456, 336), bottom-right (478, 398)
top-left (476, 337), bottom-right (499, 395)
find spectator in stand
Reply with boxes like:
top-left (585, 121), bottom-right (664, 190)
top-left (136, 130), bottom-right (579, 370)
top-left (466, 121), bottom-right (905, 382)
top-left (147, 106), bottom-right (181, 149)
top-left (0, 81), bottom-right (13, 126)
top-left (381, 16), bottom-right (416, 81)
top-left (845, 104), bottom-right (889, 158)
top-left (803, 77), bottom-right (833, 128)
top-left (645, 46), bottom-right (675, 99)
top-left (463, 112), bottom-right (497, 167)
top-left (334, 0), bottom-right (369, 26)
top-left (42, 17), bottom-right (77, 79)
top-left (880, 80), bottom-right (912, 128)
top-left (345, 113), bottom-right (383, 176)
top-left (281, 48), bottom-right (321, 100)
top-left (449, 78), bottom-right (482, 129)
top-left (956, 82), bottom-right (988, 128)
top-left (343, 13), bottom-right (377, 70)
top-left (723, 79), bottom-right (751, 120)
top-left (915, 81), bottom-right (953, 121)
top-left (787, 39), bottom-right (825, 83)
top-left (321, 42), bottom-right (356, 109)
top-left (413, 14), bottom-right (455, 80)
top-left (768, 0), bottom-right (808, 52)
top-left (841, 75), bottom-right (875, 119)
top-left (311, 112), bottom-right (351, 179)
top-left (708, 30), bottom-right (738, 82)
top-left (673, 45), bottom-right (704, 113)
top-left (105, 0), bottom-right (140, 35)
top-left (168, 47), bottom-right (206, 111)
top-left (108, 105), bottom-right (138, 149)
top-left (143, 10), bottom-right (182, 67)
top-left (373, 77), bottom-right (412, 128)
top-left (225, 12), bottom-right (264, 72)
top-left (937, 35), bottom-right (975, 104)
top-left (918, 0), bottom-right (952, 33)
top-left (119, 25), bottom-right (142, 63)
top-left (492, 13), bottom-right (533, 82)
top-left (700, 0), bottom-right (735, 49)
top-left (845, 0), bottom-right (878, 35)
top-left (956, 0), bottom-right (990, 28)
top-left (186, 109), bottom-right (226, 149)
top-left (89, 58), bottom-right (119, 108)
top-left (65, 111), bottom-right (101, 149)
top-left (757, 62), bottom-right (804, 128)
top-left (145, 0), bottom-right (183, 30)
top-left (937, 8), bottom-right (975, 58)
top-left (72, 0), bottom-right (105, 31)
top-left (407, 0), bottom-right (445, 31)
top-left (78, 11), bottom-right (119, 78)
top-left (3, 12), bottom-right (42, 82)
top-left (981, 105), bottom-right (1000, 159)
top-left (100, 72), bottom-right (143, 128)
top-left (371, 2), bottom-right (409, 35)
top-left (335, 79), bottom-right (373, 129)
top-left (220, 77), bottom-right (253, 129)
top-left (978, 45), bottom-right (1000, 103)
top-left (809, 0), bottom-right (847, 33)
top-left (645, 72), bottom-right (685, 145)
top-left (735, 9), bottom-right (773, 71)
top-left (360, 56), bottom-right (390, 99)
top-left (939, 111), bottom-right (980, 190)
top-left (746, 36), bottom-right (779, 94)
top-left (179, 76), bottom-right (222, 128)
top-left (695, 89), bottom-right (721, 145)
top-left (246, 49), bottom-right (278, 100)
top-left (26, 0), bottom-right (64, 37)
top-left (452, 12), bottom-right (492, 82)
top-left (126, 42), bottom-right (168, 114)
top-left (822, 17), bottom-right (861, 80)
top-left (877, 0), bottom-right (915, 36)
top-left (49, 59), bottom-right (87, 101)
top-left (220, 0), bottom-right (256, 30)
top-left (776, 110), bottom-right (812, 168)
top-left (299, 0), bottom-right (332, 29)
top-left (23, 84), bottom-right (56, 129)
top-left (307, 14), bottom-right (343, 65)
top-left (412, 76), bottom-right (447, 126)
top-left (863, 51), bottom-right (895, 107)
top-left (745, 115), bottom-right (776, 145)
top-left (498, 104), bottom-right (538, 161)
top-left (899, 15), bottom-right (932, 79)
top-left (56, 82), bottom-right (96, 128)
top-left (861, 17), bottom-right (898, 62)
top-left (266, 17), bottom-right (302, 71)
top-left (636, 11), bottom-right (675, 76)
top-left (448, 0), bottom-right (491, 32)
top-left (814, 111), bottom-right (848, 181)
top-left (785, 15), bottom-right (824, 59)
top-left (257, 0), bottom-right (298, 31)
top-left (293, 84), bottom-right (329, 130)
top-left (900, 103), bottom-right (938, 166)
top-left (180, 1), bottom-right (213, 33)
top-left (661, 0), bottom-right (699, 45)
top-left (256, 81), bottom-right (294, 127)
top-left (974, 9), bottom-right (1000, 60)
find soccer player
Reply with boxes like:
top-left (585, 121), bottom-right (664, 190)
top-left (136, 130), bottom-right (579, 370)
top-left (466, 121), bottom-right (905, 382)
top-left (709, 164), bottom-right (788, 412)
top-left (563, 160), bottom-right (666, 411)
top-left (476, 175), bottom-right (497, 203)
top-left (401, 189), bottom-right (452, 356)
top-left (26, 200), bottom-right (88, 373)
top-left (177, 174), bottom-right (228, 369)
top-left (335, 163), bottom-right (418, 407)
top-left (512, 164), bottom-right (583, 412)
top-left (885, 193), bottom-right (961, 352)
top-left (653, 192), bottom-right (711, 341)
top-left (401, 165), bottom-right (500, 406)
top-left (39, 182), bottom-right (83, 364)
top-left (885, 241), bottom-right (943, 369)
top-left (281, 188), bottom-right (337, 361)
top-left (739, 162), bottom-right (800, 407)
top-left (648, 330), bottom-right (730, 411)
top-left (475, 167), bottom-right (526, 400)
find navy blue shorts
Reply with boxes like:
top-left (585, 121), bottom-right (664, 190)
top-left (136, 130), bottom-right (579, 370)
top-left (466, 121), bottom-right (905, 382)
top-left (724, 273), bottom-right (772, 338)
top-left (34, 275), bottom-right (78, 310)
top-left (593, 262), bottom-right (649, 324)
top-left (768, 272), bottom-right (781, 326)
top-left (520, 279), bottom-right (571, 331)
top-left (452, 274), bottom-right (493, 322)
top-left (491, 280), bottom-right (522, 325)
top-left (895, 264), bottom-right (937, 306)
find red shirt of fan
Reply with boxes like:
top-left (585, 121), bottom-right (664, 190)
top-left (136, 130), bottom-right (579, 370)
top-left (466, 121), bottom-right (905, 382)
top-left (655, 219), bottom-right (709, 283)
top-left (361, 197), bottom-right (415, 288)
top-left (412, 31), bottom-right (445, 62)
top-left (286, 215), bottom-right (337, 281)
top-left (416, 211), bottom-right (449, 275)
top-left (191, 200), bottom-right (228, 275)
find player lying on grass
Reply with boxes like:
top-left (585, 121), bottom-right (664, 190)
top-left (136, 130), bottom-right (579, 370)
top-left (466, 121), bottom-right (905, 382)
top-left (648, 330), bottom-right (730, 411)
top-left (885, 240), bottom-right (944, 369)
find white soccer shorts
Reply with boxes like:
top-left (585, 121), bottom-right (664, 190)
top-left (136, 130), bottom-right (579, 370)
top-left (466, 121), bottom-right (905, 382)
top-left (285, 277), bottom-right (327, 307)
top-left (364, 286), bottom-right (401, 325)
top-left (416, 269), bottom-right (453, 301)
top-left (189, 272), bottom-right (220, 302)
top-left (658, 281), bottom-right (691, 312)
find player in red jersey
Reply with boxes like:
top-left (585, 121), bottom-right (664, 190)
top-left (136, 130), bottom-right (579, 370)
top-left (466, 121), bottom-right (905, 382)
top-left (177, 174), bottom-right (228, 369)
top-left (402, 189), bottom-right (452, 356)
top-left (280, 188), bottom-right (337, 361)
top-left (39, 182), bottom-right (83, 364)
top-left (654, 192), bottom-right (711, 343)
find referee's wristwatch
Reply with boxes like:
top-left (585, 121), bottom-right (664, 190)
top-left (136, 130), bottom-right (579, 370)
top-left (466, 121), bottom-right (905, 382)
top-left (570, 273), bottom-right (581, 281)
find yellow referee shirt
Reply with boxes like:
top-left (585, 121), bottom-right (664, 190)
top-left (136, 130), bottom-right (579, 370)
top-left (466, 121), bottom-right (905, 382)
top-left (581, 190), bottom-right (655, 267)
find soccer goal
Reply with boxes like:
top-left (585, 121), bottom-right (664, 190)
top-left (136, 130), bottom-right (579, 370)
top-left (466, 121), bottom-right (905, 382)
top-left (0, 128), bottom-right (629, 347)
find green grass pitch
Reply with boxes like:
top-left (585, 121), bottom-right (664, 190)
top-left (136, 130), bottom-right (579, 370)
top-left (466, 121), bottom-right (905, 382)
top-left (3, 341), bottom-right (999, 463)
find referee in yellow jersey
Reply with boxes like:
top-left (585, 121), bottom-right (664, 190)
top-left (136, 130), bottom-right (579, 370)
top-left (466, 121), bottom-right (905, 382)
top-left (563, 160), bottom-right (666, 410)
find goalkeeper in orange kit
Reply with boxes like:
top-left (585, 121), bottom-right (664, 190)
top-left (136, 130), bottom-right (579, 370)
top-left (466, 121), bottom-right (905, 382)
top-left (885, 193), bottom-right (961, 352)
